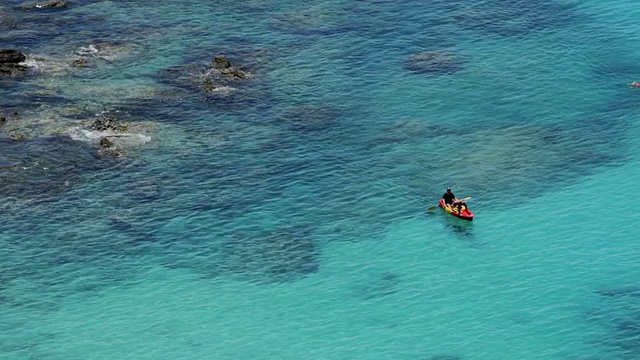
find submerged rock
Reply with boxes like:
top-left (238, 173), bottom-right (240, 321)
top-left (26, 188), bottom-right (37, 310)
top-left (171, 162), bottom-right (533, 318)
top-left (268, 5), bottom-right (348, 36)
top-left (0, 135), bottom-right (114, 199)
top-left (222, 226), bottom-right (319, 283)
top-left (356, 271), bottom-right (401, 300)
top-left (279, 104), bottom-right (340, 133)
top-left (62, 113), bottom-right (153, 159)
top-left (159, 54), bottom-right (253, 99)
top-left (209, 54), bottom-right (248, 80)
top-left (70, 57), bottom-right (90, 68)
top-left (73, 42), bottom-right (133, 62)
top-left (429, 356), bottom-right (463, 360)
top-left (97, 137), bottom-right (125, 158)
top-left (0, 64), bottom-right (28, 77)
top-left (20, 1), bottom-right (67, 10)
top-left (596, 287), bottom-right (640, 298)
top-left (451, 0), bottom-right (578, 37)
top-left (9, 132), bottom-right (28, 141)
top-left (405, 50), bottom-right (464, 74)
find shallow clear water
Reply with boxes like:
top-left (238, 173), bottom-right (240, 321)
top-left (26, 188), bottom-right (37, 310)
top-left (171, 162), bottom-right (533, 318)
top-left (2, 0), bottom-right (640, 359)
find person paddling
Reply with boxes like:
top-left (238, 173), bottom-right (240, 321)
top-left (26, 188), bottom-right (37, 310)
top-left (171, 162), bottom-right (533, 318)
top-left (442, 188), bottom-right (465, 213)
top-left (630, 81), bottom-right (640, 87)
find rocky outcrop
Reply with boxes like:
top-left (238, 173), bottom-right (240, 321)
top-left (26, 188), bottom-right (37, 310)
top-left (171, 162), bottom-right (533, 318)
top-left (0, 49), bottom-right (27, 78)
top-left (160, 54), bottom-right (252, 98)
top-left (211, 55), bottom-right (247, 80)
top-left (65, 114), bottom-right (152, 158)
top-left (0, 49), bottom-right (26, 63)
top-left (405, 50), bottom-right (464, 74)
top-left (89, 114), bottom-right (128, 132)
top-left (21, 1), bottom-right (67, 10)
top-left (97, 137), bottom-right (125, 158)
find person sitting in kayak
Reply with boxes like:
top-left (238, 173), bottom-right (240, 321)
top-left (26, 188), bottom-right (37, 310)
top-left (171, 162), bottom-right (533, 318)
top-left (442, 188), bottom-right (465, 213)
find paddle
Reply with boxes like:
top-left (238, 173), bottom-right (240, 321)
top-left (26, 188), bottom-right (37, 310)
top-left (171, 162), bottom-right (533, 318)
top-left (427, 196), bottom-right (472, 211)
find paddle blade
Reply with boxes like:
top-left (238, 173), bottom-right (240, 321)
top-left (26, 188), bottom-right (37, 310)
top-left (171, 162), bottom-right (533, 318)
top-left (427, 205), bottom-right (438, 211)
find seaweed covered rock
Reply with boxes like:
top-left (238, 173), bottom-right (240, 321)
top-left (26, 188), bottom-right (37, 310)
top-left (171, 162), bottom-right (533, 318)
top-left (212, 55), bottom-right (232, 69)
top-left (405, 50), bottom-right (464, 74)
top-left (90, 114), bottom-right (128, 132)
top-left (210, 54), bottom-right (248, 80)
top-left (97, 137), bottom-right (125, 158)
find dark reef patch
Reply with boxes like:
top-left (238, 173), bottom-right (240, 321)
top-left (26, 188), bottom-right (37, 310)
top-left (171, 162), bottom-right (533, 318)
top-left (355, 272), bottom-right (401, 300)
top-left (0, 135), bottom-right (116, 200)
top-left (268, 5), bottom-right (353, 36)
top-left (587, 287), bottom-right (640, 359)
top-left (405, 50), bottom-right (465, 74)
top-left (157, 52), bottom-right (271, 109)
top-left (220, 225), bottom-right (319, 283)
top-left (276, 103), bottom-right (342, 133)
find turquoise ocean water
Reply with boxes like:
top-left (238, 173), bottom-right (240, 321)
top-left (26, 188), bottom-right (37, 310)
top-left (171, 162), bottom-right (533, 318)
top-left (2, 0), bottom-right (640, 359)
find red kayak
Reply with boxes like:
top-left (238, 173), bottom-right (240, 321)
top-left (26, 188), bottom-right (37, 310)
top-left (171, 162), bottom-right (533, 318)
top-left (439, 199), bottom-right (474, 221)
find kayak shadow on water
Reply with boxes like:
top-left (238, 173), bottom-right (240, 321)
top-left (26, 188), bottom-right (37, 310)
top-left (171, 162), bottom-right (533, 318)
top-left (427, 207), bottom-right (479, 246)
top-left (444, 220), bottom-right (475, 240)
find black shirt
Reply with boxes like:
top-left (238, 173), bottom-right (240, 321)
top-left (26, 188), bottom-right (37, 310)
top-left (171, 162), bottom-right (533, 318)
top-left (442, 191), bottom-right (455, 205)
